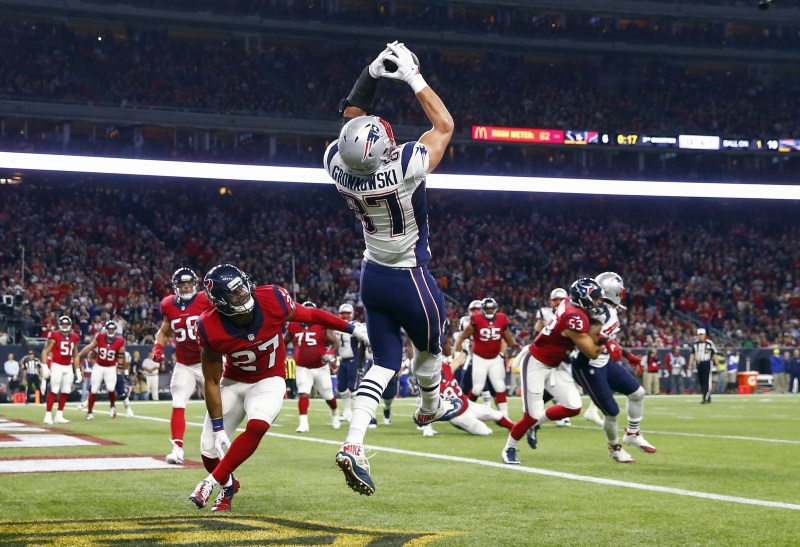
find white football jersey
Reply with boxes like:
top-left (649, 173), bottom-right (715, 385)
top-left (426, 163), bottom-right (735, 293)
top-left (537, 306), bottom-right (555, 326)
top-left (454, 314), bottom-right (473, 354)
top-left (587, 305), bottom-right (621, 368)
top-left (325, 139), bottom-right (431, 267)
top-left (335, 321), bottom-right (360, 360)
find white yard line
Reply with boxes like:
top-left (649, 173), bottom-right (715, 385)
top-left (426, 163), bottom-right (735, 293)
top-left (68, 406), bottom-right (800, 511)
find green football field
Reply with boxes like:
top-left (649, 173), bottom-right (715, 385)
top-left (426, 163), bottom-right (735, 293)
top-left (1, 393), bottom-right (797, 546)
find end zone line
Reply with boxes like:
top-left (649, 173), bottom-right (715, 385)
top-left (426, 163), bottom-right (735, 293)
top-left (264, 432), bottom-right (800, 512)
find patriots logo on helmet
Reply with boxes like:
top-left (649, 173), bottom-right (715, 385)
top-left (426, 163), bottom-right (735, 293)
top-left (362, 123), bottom-right (383, 161)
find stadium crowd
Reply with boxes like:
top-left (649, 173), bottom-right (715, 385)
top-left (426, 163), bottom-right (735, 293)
top-left (1, 21), bottom-right (798, 137)
top-left (1, 181), bottom-right (799, 355)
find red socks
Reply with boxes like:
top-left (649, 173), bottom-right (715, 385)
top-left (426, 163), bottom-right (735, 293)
top-left (326, 398), bottom-right (337, 411)
top-left (545, 405), bottom-right (580, 421)
top-left (88, 393), bottom-right (96, 413)
top-left (510, 413), bottom-right (537, 441)
top-left (495, 416), bottom-right (514, 429)
top-left (171, 408), bottom-right (186, 445)
top-left (298, 395), bottom-right (309, 415)
top-left (57, 393), bottom-right (68, 411)
top-left (212, 419), bottom-right (270, 484)
top-left (46, 392), bottom-right (56, 412)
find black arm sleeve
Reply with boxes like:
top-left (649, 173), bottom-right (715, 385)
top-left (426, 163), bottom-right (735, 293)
top-left (339, 66), bottom-right (379, 115)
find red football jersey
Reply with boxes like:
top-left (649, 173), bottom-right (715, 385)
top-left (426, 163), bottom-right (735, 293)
top-left (46, 330), bottom-right (79, 366)
top-left (195, 285), bottom-right (295, 384)
top-left (530, 300), bottom-right (590, 367)
top-left (94, 332), bottom-right (125, 367)
top-left (160, 291), bottom-right (213, 365)
top-left (286, 322), bottom-right (328, 369)
top-left (439, 363), bottom-right (468, 417)
top-left (470, 312), bottom-right (509, 359)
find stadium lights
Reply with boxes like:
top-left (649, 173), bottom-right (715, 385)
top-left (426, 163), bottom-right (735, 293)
top-left (0, 151), bottom-right (799, 200)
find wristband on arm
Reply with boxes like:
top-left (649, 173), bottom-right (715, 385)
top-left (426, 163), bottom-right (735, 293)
top-left (340, 66), bottom-right (379, 116)
top-left (211, 417), bottom-right (224, 432)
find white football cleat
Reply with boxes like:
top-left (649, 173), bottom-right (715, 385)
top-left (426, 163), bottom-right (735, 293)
top-left (166, 440), bottom-right (185, 465)
top-left (609, 443), bottom-right (636, 463)
top-left (55, 416), bottom-right (71, 424)
top-left (342, 409), bottom-right (353, 422)
top-left (331, 412), bottom-right (341, 430)
top-left (623, 430), bottom-right (657, 453)
top-left (78, 400), bottom-right (87, 410)
top-left (43, 413), bottom-right (54, 425)
top-left (421, 424), bottom-right (438, 437)
top-left (583, 406), bottom-right (604, 426)
top-left (555, 418), bottom-right (572, 427)
top-left (86, 413), bottom-right (94, 420)
top-left (296, 415), bottom-right (310, 433)
top-left (126, 407), bottom-right (135, 418)
top-left (110, 407), bottom-right (117, 419)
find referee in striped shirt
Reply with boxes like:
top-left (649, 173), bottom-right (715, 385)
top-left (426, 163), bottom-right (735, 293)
top-left (689, 328), bottom-right (718, 404)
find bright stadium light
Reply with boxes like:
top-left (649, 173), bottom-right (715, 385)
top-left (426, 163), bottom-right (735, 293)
top-left (0, 151), bottom-right (798, 200)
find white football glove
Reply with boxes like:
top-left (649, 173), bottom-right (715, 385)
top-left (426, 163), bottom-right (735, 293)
top-left (367, 41), bottom-right (399, 79)
top-left (41, 364), bottom-right (51, 380)
top-left (214, 429), bottom-right (232, 459)
top-left (74, 369), bottom-right (83, 384)
top-left (352, 323), bottom-right (370, 346)
top-left (383, 43), bottom-right (426, 93)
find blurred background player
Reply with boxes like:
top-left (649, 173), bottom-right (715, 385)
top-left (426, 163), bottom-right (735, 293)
top-left (453, 297), bottom-right (519, 419)
top-left (501, 278), bottom-right (607, 464)
top-left (325, 41), bottom-right (460, 495)
top-left (78, 320), bottom-right (125, 420)
top-left (285, 301), bottom-right (341, 433)
top-left (153, 267), bottom-right (213, 465)
top-left (189, 264), bottom-right (366, 512)
top-left (115, 348), bottom-right (135, 417)
top-left (333, 303), bottom-right (366, 423)
top-left (77, 349), bottom-right (94, 407)
top-left (41, 316), bottom-right (81, 424)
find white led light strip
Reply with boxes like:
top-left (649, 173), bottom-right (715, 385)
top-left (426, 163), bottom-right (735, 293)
top-left (0, 151), bottom-right (797, 200)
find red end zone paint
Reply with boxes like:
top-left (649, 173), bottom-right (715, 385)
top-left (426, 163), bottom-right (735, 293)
top-left (0, 454), bottom-right (203, 474)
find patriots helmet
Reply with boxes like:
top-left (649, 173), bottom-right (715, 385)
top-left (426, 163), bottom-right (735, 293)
top-left (549, 287), bottom-right (568, 307)
top-left (58, 315), bottom-right (73, 334)
top-left (595, 271), bottom-right (626, 308)
top-left (172, 267), bottom-right (199, 301)
top-left (481, 297), bottom-right (499, 320)
top-left (203, 264), bottom-right (255, 316)
top-left (338, 116), bottom-right (396, 176)
top-left (338, 303), bottom-right (354, 320)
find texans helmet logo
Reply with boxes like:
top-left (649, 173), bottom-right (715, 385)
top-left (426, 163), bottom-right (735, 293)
top-left (362, 123), bottom-right (383, 161)
top-left (205, 279), bottom-right (214, 291)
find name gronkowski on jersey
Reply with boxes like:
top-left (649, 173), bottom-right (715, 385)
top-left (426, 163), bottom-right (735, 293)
top-left (470, 312), bottom-right (510, 359)
top-left (94, 333), bottom-right (125, 367)
top-left (587, 305), bottom-right (620, 368)
top-left (287, 322), bottom-right (329, 369)
top-left (195, 285), bottom-right (295, 384)
top-left (324, 139), bottom-right (431, 268)
top-left (530, 300), bottom-right (591, 367)
top-left (439, 363), bottom-right (469, 417)
top-left (46, 330), bottom-right (79, 366)
top-left (160, 291), bottom-right (213, 365)
top-left (335, 322), bottom-right (361, 361)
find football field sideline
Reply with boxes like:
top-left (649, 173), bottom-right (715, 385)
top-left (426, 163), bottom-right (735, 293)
top-left (72, 401), bottom-right (800, 512)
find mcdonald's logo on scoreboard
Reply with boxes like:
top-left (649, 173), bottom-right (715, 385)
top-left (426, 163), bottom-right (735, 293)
top-left (471, 126), bottom-right (564, 144)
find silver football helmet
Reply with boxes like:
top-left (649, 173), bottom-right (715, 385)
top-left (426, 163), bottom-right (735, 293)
top-left (595, 271), bottom-right (625, 307)
top-left (549, 288), bottom-right (568, 302)
top-left (338, 116), bottom-right (395, 176)
top-left (468, 300), bottom-right (482, 311)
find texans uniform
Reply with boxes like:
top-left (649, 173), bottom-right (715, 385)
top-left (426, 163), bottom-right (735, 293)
top-left (441, 363), bottom-right (506, 436)
top-left (46, 329), bottom-right (79, 395)
top-left (468, 312), bottom-right (510, 400)
top-left (287, 322), bottom-right (335, 400)
top-left (91, 332), bottom-right (125, 395)
top-left (195, 285), bottom-right (294, 457)
top-left (517, 300), bottom-right (588, 421)
top-left (325, 139), bottom-right (446, 369)
top-left (161, 291), bottom-right (214, 408)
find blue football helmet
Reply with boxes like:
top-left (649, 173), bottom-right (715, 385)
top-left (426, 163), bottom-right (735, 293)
top-left (302, 301), bottom-right (317, 309)
top-left (481, 297), bottom-right (498, 319)
top-left (203, 264), bottom-right (255, 316)
top-left (105, 320), bottom-right (118, 339)
top-left (569, 278), bottom-right (605, 314)
top-left (58, 315), bottom-right (73, 334)
top-left (172, 267), bottom-right (198, 301)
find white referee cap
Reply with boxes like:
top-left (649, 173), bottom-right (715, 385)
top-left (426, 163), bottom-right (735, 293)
top-left (697, 328), bottom-right (706, 335)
